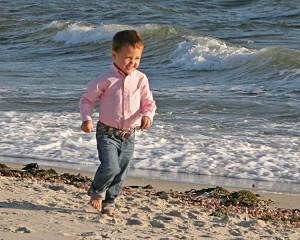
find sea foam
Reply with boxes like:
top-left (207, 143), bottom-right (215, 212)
top-left (1, 111), bottom-right (299, 186)
top-left (168, 36), bottom-right (258, 71)
top-left (54, 23), bottom-right (116, 44)
top-left (51, 22), bottom-right (162, 45)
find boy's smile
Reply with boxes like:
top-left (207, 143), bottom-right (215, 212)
top-left (112, 45), bottom-right (143, 75)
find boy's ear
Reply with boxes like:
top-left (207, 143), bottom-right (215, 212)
top-left (111, 50), bottom-right (117, 60)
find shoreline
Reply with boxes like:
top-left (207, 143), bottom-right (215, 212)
top-left (1, 156), bottom-right (300, 193)
top-left (2, 161), bottom-right (300, 210)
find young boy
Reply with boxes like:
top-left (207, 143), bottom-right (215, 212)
top-left (79, 30), bottom-right (156, 214)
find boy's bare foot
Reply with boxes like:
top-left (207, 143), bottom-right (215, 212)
top-left (101, 209), bottom-right (118, 215)
top-left (101, 202), bottom-right (117, 215)
top-left (89, 198), bottom-right (102, 212)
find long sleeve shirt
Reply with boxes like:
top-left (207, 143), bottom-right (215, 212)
top-left (79, 64), bottom-right (156, 131)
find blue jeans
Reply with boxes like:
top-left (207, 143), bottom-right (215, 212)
top-left (88, 122), bottom-right (135, 204)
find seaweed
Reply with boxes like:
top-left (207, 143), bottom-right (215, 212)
top-left (225, 190), bottom-right (260, 207)
top-left (0, 163), bottom-right (92, 188)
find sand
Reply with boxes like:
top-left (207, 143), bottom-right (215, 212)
top-left (0, 162), bottom-right (299, 240)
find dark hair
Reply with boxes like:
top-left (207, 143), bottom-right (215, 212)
top-left (112, 30), bottom-right (144, 52)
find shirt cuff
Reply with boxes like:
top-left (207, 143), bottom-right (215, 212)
top-left (81, 115), bottom-right (92, 123)
top-left (143, 112), bottom-right (155, 123)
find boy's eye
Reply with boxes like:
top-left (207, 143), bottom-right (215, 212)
top-left (125, 57), bottom-right (140, 61)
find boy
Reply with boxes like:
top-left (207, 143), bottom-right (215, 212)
top-left (79, 30), bottom-right (156, 214)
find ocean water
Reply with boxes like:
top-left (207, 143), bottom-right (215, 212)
top-left (1, 0), bottom-right (300, 192)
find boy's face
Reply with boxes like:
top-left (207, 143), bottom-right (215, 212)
top-left (112, 44), bottom-right (143, 75)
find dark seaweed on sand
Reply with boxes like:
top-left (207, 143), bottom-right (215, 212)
top-left (0, 163), bottom-right (92, 188)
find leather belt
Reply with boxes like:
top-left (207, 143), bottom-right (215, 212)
top-left (98, 122), bottom-right (135, 140)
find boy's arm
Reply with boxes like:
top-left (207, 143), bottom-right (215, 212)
top-left (140, 76), bottom-right (157, 127)
top-left (79, 80), bottom-right (102, 132)
top-left (79, 95), bottom-right (94, 123)
top-left (79, 95), bottom-right (95, 132)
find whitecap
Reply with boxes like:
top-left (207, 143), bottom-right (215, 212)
top-left (168, 36), bottom-right (258, 71)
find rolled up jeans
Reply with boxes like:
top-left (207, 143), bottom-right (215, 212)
top-left (88, 121), bottom-right (135, 203)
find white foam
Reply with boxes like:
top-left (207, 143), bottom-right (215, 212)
top-left (53, 23), bottom-right (114, 44)
top-left (0, 111), bottom-right (299, 185)
top-left (168, 36), bottom-right (258, 70)
top-left (44, 20), bottom-right (70, 29)
top-left (52, 22), bottom-right (160, 45)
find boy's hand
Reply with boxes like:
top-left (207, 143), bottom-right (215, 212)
top-left (81, 120), bottom-right (93, 133)
top-left (140, 116), bottom-right (151, 129)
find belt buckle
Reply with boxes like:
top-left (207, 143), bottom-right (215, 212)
top-left (118, 131), bottom-right (130, 140)
top-left (123, 132), bottom-right (131, 139)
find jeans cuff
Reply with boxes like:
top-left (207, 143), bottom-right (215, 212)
top-left (88, 187), bottom-right (106, 200)
top-left (102, 202), bottom-right (116, 211)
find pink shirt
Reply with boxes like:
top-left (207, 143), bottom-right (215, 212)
top-left (79, 64), bottom-right (156, 130)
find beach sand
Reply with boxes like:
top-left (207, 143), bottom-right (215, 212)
top-left (0, 162), bottom-right (299, 240)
